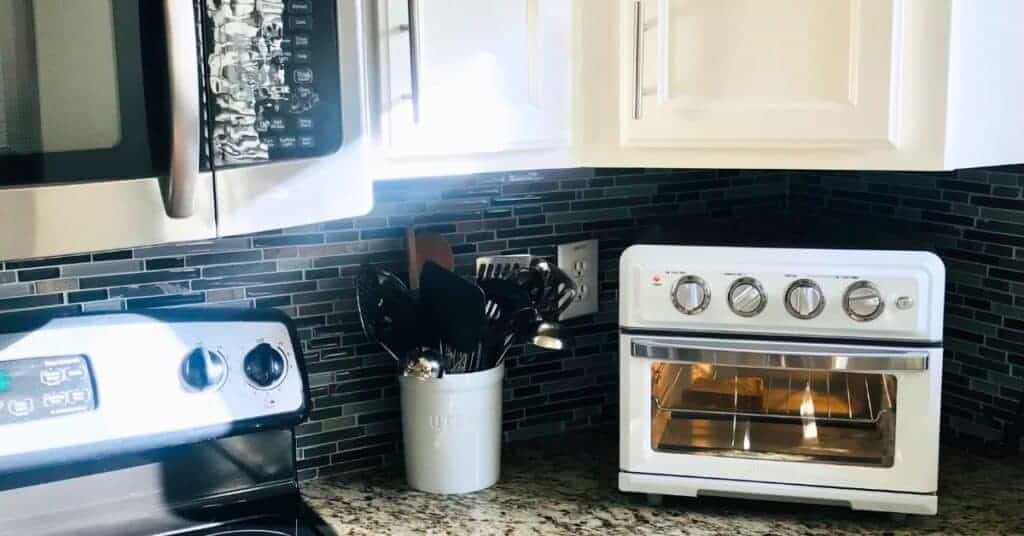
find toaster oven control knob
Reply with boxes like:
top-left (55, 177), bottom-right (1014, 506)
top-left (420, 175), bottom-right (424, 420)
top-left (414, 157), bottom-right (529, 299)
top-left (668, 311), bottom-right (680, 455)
top-left (785, 279), bottom-right (825, 319)
top-left (844, 281), bottom-right (885, 321)
top-left (181, 347), bottom-right (227, 392)
top-left (671, 275), bottom-right (710, 315)
top-left (244, 343), bottom-right (287, 388)
top-left (728, 277), bottom-right (766, 317)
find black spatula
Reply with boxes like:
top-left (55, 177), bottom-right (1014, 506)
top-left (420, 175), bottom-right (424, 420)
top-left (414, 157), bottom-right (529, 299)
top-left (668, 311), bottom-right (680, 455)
top-left (420, 261), bottom-right (486, 373)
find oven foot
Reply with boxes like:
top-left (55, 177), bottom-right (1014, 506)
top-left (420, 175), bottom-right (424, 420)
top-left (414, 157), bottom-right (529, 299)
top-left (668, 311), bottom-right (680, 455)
top-left (645, 493), bottom-right (664, 507)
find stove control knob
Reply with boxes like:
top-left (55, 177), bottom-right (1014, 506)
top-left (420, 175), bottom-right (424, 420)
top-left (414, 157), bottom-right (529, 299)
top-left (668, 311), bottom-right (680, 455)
top-left (844, 281), bottom-right (885, 321)
top-left (728, 277), bottom-right (766, 317)
top-left (671, 275), bottom-right (710, 315)
top-left (244, 343), bottom-right (287, 388)
top-left (785, 279), bottom-right (825, 319)
top-left (181, 347), bottom-right (227, 392)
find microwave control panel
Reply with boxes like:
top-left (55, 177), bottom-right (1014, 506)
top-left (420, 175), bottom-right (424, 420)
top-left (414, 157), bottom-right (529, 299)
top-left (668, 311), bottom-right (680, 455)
top-left (203, 0), bottom-right (342, 166)
top-left (0, 355), bottom-right (96, 427)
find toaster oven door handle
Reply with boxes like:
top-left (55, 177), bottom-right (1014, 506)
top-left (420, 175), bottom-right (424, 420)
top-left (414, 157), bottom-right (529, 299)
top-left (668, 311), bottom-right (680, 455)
top-left (160, 0), bottom-right (201, 219)
top-left (630, 338), bottom-right (929, 372)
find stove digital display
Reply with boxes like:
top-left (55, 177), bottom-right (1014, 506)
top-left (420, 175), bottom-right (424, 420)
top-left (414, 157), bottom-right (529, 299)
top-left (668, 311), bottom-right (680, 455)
top-left (0, 355), bottom-right (95, 426)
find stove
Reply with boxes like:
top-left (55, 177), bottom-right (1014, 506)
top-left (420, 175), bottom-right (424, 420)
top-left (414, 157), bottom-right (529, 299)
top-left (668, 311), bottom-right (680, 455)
top-left (618, 245), bottom-right (945, 515)
top-left (0, 308), bottom-right (334, 536)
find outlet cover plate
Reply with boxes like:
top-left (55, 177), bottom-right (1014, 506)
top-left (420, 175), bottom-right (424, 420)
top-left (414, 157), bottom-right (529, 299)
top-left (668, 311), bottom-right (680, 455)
top-left (557, 239), bottom-right (599, 320)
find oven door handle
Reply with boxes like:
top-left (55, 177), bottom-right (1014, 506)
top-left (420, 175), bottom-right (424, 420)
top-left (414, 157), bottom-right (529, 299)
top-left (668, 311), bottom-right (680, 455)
top-left (160, 0), bottom-right (201, 219)
top-left (630, 337), bottom-right (929, 372)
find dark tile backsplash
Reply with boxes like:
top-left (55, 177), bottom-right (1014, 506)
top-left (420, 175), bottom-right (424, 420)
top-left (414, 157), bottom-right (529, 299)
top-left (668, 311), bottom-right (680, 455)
top-left (790, 165), bottom-right (1024, 450)
top-left (0, 168), bottom-right (785, 479)
top-left (2, 164), bottom-right (1023, 479)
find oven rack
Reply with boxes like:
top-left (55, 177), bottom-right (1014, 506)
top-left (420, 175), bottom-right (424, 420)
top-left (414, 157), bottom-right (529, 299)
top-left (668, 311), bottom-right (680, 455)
top-left (653, 365), bottom-right (895, 426)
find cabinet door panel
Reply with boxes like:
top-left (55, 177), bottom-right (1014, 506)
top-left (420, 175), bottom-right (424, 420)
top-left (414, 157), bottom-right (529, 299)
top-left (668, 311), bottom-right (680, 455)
top-left (381, 0), bottom-right (571, 157)
top-left (623, 0), bottom-right (899, 149)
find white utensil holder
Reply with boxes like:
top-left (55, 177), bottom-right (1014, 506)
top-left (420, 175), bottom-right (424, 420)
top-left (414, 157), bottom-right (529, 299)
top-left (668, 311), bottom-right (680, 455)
top-left (399, 364), bottom-right (504, 494)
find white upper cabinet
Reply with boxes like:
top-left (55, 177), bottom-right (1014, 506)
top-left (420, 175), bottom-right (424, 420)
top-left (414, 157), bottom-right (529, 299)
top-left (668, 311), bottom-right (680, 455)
top-left (578, 0), bottom-right (1024, 171)
top-left (371, 0), bottom-right (575, 178)
top-left (624, 0), bottom-right (897, 150)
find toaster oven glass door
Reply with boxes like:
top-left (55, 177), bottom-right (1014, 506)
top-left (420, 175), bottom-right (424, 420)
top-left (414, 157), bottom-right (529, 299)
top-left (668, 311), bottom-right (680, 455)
top-left (0, 0), bottom-right (174, 186)
top-left (650, 362), bottom-right (899, 467)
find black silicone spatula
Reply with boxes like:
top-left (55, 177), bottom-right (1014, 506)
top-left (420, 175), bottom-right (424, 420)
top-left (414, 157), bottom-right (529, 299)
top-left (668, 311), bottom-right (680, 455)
top-left (378, 270), bottom-right (420, 359)
top-left (356, 265), bottom-right (398, 361)
top-left (420, 261), bottom-right (486, 373)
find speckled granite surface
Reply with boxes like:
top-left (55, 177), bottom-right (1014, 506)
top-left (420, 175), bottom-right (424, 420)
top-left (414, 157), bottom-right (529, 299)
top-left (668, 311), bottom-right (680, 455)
top-left (301, 431), bottom-right (1024, 535)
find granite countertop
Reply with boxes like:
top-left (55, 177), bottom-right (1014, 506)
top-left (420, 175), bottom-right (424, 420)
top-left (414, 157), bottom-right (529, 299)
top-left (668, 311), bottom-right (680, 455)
top-left (301, 431), bottom-right (1024, 535)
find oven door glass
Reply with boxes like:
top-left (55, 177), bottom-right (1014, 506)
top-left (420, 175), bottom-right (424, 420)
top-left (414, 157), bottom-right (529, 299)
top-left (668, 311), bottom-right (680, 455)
top-left (651, 362), bottom-right (898, 467)
top-left (0, 0), bottom-right (175, 185)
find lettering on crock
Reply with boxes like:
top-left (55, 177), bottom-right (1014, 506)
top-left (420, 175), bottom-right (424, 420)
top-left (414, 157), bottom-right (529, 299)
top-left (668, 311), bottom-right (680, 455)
top-left (429, 414), bottom-right (457, 433)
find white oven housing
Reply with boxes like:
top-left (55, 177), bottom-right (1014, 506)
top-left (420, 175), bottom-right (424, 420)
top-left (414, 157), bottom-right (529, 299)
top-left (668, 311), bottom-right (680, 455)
top-left (618, 246), bottom-right (945, 515)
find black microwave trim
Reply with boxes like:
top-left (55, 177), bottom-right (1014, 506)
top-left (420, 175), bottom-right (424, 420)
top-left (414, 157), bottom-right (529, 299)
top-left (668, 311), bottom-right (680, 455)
top-left (199, 0), bottom-right (343, 168)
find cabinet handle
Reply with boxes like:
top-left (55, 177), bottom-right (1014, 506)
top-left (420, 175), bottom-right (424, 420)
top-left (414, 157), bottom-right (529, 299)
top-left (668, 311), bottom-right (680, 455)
top-left (399, 0), bottom-right (422, 123)
top-left (632, 1), bottom-right (645, 120)
top-left (160, 0), bottom-right (201, 219)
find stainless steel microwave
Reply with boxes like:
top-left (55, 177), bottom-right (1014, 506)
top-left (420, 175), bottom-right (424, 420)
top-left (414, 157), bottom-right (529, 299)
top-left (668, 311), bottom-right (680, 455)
top-left (0, 0), bottom-right (373, 260)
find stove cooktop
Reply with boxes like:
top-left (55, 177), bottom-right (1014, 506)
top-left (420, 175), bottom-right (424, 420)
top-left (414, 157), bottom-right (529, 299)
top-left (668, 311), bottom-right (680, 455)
top-left (186, 514), bottom-right (327, 536)
top-left (167, 493), bottom-right (335, 536)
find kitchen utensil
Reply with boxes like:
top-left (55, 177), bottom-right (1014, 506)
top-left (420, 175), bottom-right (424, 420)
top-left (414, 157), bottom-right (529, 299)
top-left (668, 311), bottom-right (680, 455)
top-left (491, 332), bottom-right (516, 368)
top-left (531, 321), bottom-right (571, 351)
top-left (378, 271), bottom-right (422, 358)
top-left (476, 254), bottom-right (535, 281)
top-left (478, 277), bottom-right (538, 369)
top-left (402, 348), bottom-right (445, 379)
top-left (527, 260), bottom-right (577, 350)
top-left (408, 229), bottom-right (455, 290)
top-left (357, 264), bottom-right (423, 363)
top-left (479, 277), bottom-right (533, 333)
top-left (356, 265), bottom-right (400, 361)
top-left (531, 259), bottom-right (577, 319)
top-left (420, 261), bottom-right (486, 373)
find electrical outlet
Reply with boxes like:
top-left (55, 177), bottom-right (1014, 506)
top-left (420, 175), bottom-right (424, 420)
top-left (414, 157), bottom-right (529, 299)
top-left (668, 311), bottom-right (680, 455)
top-left (557, 239), bottom-right (599, 320)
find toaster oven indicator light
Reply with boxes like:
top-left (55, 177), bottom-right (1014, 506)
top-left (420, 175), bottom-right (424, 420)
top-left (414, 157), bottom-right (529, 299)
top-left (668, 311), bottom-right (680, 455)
top-left (40, 368), bottom-right (66, 387)
top-left (0, 371), bottom-right (9, 393)
top-left (651, 274), bottom-right (663, 286)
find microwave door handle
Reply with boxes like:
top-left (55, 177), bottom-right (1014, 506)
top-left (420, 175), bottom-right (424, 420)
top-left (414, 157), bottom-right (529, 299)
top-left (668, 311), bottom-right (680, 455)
top-left (630, 338), bottom-right (930, 372)
top-left (160, 0), bottom-right (201, 219)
